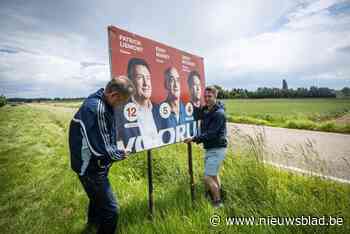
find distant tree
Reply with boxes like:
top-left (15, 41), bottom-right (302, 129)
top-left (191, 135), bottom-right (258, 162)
top-left (213, 85), bottom-right (225, 99)
top-left (0, 95), bottom-right (7, 107)
top-left (235, 88), bottom-right (248, 98)
top-left (341, 87), bottom-right (350, 97)
top-left (282, 79), bottom-right (288, 90)
top-left (211, 84), bottom-right (336, 99)
top-left (296, 88), bottom-right (308, 97)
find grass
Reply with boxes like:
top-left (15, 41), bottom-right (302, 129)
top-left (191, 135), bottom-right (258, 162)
top-left (223, 98), bottom-right (350, 133)
top-left (0, 104), bottom-right (350, 233)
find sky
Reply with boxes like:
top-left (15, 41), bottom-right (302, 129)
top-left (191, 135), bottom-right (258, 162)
top-left (0, 0), bottom-right (350, 98)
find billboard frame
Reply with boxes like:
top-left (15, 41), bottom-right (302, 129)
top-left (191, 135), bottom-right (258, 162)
top-left (107, 25), bottom-right (199, 217)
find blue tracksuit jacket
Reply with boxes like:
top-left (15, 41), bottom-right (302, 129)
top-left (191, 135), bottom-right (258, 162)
top-left (68, 88), bottom-right (125, 175)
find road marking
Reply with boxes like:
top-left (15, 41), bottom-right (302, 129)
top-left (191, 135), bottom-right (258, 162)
top-left (264, 160), bottom-right (350, 184)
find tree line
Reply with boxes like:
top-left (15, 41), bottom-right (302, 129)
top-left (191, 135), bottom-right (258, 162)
top-left (214, 86), bottom-right (350, 99)
top-left (5, 97), bottom-right (85, 103)
top-left (1, 86), bottom-right (349, 107)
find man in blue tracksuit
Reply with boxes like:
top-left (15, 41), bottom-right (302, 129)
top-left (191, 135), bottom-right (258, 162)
top-left (185, 86), bottom-right (227, 208)
top-left (69, 76), bottom-right (135, 234)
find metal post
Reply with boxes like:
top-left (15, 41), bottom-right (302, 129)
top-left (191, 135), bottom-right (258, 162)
top-left (147, 150), bottom-right (154, 218)
top-left (187, 142), bottom-right (195, 203)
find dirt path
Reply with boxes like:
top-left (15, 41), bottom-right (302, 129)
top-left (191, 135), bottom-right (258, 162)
top-left (228, 123), bottom-right (350, 183)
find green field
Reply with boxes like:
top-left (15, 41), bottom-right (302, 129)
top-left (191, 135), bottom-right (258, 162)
top-left (46, 98), bottom-right (350, 133)
top-left (223, 98), bottom-right (350, 133)
top-left (0, 104), bottom-right (349, 233)
top-left (39, 98), bottom-right (350, 133)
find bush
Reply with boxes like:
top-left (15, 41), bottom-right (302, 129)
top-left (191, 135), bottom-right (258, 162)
top-left (318, 122), bottom-right (336, 132)
top-left (228, 115), bottom-right (270, 125)
top-left (284, 120), bottom-right (317, 130)
top-left (0, 95), bottom-right (7, 107)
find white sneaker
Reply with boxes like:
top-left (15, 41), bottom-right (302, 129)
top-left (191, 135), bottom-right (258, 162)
top-left (213, 200), bottom-right (224, 209)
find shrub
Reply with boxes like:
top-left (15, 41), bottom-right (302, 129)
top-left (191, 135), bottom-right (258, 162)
top-left (284, 120), bottom-right (317, 130)
top-left (0, 95), bottom-right (7, 107)
top-left (228, 115), bottom-right (270, 125)
top-left (318, 122), bottom-right (336, 132)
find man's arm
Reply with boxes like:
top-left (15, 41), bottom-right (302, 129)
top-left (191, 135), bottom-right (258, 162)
top-left (192, 111), bottom-right (225, 144)
top-left (193, 105), bottom-right (203, 121)
top-left (96, 99), bottom-right (127, 161)
top-left (79, 99), bottom-right (126, 162)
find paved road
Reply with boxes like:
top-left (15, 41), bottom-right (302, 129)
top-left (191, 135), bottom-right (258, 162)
top-left (228, 123), bottom-right (350, 183)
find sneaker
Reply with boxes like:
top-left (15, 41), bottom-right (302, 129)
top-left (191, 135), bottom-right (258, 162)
top-left (212, 200), bottom-right (224, 209)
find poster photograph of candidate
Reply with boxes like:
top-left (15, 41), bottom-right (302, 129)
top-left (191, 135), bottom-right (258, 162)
top-left (114, 58), bottom-right (163, 152)
top-left (187, 70), bottom-right (202, 109)
top-left (157, 67), bottom-right (196, 145)
top-left (108, 26), bottom-right (205, 153)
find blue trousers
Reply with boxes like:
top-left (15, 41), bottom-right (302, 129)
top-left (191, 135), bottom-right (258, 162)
top-left (78, 173), bottom-right (119, 234)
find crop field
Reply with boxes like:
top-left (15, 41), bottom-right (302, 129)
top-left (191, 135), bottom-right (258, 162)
top-left (0, 103), bottom-right (349, 233)
top-left (223, 98), bottom-right (350, 133)
top-left (38, 98), bottom-right (350, 133)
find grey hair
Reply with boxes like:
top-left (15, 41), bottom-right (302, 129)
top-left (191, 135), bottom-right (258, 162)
top-left (105, 75), bottom-right (135, 97)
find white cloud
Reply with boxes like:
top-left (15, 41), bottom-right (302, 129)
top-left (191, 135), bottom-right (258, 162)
top-left (0, 32), bottom-right (110, 97)
top-left (0, 0), bottom-right (349, 97)
top-left (215, 0), bottom-right (350, 86)
top-left (304, 71), bottom-right (349, 80)
top-left (288, 0), bottom-right (343, 19)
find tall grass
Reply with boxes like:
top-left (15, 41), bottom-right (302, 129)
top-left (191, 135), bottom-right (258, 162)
top-left (0, 104), bottom-right (349, 233)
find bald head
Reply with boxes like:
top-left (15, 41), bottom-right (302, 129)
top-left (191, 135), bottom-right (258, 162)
top-left (104, 75), bottom-right (135, 108)
top-left (105, 76), bottom-right (135, 96)
top-left (164, 67), bottom-right (181, 100)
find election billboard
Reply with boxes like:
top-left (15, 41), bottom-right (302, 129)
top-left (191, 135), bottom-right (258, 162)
top-left (108, 25), bottom-right (205, 153)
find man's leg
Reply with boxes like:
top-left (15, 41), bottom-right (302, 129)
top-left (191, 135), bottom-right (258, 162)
top-left (203, 156), bottom-right (212, 200)
top-left (94, 175), bottom-right (119, 234)
top-left (204, 176), bottom-right (220, 202)
top-left (204, 148), bottom-right (226, 205)
top-left (212, 175), bottom-right (227, 201)
top-left (78, 175), bottom-right (99, 225)
top-left (79, 174), bottom-right (119, 234)
top-left (87, 199), bottom-right (99, 225)
top-left (212, 175), bottom-right (221, 189)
